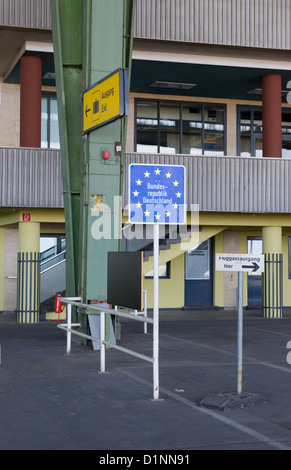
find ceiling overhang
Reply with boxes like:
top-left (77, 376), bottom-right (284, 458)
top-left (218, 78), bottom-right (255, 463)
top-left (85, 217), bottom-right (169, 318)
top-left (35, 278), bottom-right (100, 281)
top-left (3, 39), bottom-right (291, 103)
top-left (130, 42), bottom-right (291, 102)
top-left (4, 41), bottom-right (55, 87)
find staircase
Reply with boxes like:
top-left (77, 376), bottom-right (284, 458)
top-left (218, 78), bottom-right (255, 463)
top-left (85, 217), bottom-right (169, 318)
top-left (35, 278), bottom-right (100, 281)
top-left (142, 225), bottom-right (226, 273)
top-left (40, 250), bottom-right (66, 305)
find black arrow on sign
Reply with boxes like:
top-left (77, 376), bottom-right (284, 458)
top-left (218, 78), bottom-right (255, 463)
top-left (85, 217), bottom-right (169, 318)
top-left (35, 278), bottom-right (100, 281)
top-left (85, 105), bottom-right (91, 117)
top-left (242, 262), bottom-right (260, 272)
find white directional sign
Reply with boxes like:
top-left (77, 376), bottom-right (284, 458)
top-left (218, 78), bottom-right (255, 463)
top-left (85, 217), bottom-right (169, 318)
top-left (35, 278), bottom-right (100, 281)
top-left (216, 253), bottom-right (264, 273)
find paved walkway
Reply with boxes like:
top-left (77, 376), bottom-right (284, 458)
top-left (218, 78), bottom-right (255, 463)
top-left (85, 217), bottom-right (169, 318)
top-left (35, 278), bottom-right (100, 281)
top-left (1, 308), bottom-right (291, 451)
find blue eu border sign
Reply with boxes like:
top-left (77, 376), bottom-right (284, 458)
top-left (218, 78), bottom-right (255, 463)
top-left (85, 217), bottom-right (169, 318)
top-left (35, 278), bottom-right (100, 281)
top-left (129, 163), bottom-right (186, 225)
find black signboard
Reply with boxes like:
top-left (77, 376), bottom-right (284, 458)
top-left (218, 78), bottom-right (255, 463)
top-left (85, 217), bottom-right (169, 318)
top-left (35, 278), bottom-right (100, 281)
top-left (107, 251), bottom-right (143, 311)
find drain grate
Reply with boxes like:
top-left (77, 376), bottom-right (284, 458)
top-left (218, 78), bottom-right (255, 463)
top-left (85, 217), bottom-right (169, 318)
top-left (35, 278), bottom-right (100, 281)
top-left (198, 391), bottom-right (266, 411)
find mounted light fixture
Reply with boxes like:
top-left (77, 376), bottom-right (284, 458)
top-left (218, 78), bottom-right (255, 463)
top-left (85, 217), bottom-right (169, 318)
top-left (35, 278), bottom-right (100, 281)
top-left (247, 87), bottom-right (288, 96)
top-left (150, 80), bottom-right (197, 90)
top-left (246, 88), bottom-right (262, 95)
top-left (43, 72), bottom-right (56, 80)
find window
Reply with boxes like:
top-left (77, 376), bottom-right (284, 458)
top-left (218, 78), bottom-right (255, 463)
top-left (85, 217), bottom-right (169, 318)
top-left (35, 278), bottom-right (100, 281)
top-left (136, 100), bottom-right (226, 155)
top-left (41, 93), bottom-right (60, 149)
top-left (185, 240), bottom-right (210, 280)
top-left (40, 235), bottom-right (66, 262)
top-left (145, 262), bottom-right (170, 279)
top-left (238, 105), bottom-right (291, 158)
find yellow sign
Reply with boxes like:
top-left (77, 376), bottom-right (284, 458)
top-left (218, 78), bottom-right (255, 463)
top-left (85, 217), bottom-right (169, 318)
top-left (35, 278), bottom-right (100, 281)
top-left (83, 69), bottom-right (127, 133)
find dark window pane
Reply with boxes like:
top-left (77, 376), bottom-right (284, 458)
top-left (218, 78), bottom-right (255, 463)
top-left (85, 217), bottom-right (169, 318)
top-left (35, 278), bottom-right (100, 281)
top-left (136, 101), bottom-right (158, 153)
top-left (239, 109), bottom-right (251, 156)
top-left (204, 105), bottom-right (225, 155)
top-left (159, 102), bottom-right (180, 154)
top-left (49, 98), bottom-right (60, 149)
top-left (41, 98), bottom-right (48, 148)
top-left (182, 104), bottom-right (202, 155)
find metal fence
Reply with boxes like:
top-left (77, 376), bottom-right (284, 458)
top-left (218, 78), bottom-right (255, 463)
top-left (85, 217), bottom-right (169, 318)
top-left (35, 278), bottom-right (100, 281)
top-left (262, 253), bottom-right (283, 319)
top-left (57, 293), bottom-right (161, 400)
top-left (17, 252), bottom-right (40, 323)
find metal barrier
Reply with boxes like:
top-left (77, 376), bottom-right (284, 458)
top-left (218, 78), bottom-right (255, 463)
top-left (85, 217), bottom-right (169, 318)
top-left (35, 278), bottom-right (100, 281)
top-left (57, 292), bottom-right (160, 399)
top-left (17, 252), bottom-right (40, 323)
top-left (262, 253), bottom-right (283, 319)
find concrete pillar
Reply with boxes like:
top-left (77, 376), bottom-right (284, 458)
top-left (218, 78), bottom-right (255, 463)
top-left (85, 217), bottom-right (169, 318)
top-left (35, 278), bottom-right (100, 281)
top-left (262, 227), bottom-right (283, 318)
top-left (20, 56), bottom-right (42, 148)
top-left (17, 221), bottom-right (40, 323)
top-left (262, 74), bottom-right (282, 158)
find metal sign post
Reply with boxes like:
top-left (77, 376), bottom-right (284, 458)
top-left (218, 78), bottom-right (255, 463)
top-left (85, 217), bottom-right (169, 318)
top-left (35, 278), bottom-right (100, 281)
top-left (237, 271), bottom-right (243, 394)
top-left (216, 253), bottom-right (264, 394)
top-left (153, 223), bottom-right (160, 400)
top-left (129, 163), bottom-right (186, 400)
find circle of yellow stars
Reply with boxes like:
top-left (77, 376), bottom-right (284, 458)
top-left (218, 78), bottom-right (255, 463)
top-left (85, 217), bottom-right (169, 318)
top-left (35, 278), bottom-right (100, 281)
top-left (132, 167), bottom-right (183, 220)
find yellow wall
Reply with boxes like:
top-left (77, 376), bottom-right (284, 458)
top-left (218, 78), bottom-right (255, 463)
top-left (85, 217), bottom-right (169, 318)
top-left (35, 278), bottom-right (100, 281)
top-left (144, 253), bottom-right (184, 309)
top-left (0, 209), bottom-right (65, 312)
top-left (144, 225), bottom-right (291, 311)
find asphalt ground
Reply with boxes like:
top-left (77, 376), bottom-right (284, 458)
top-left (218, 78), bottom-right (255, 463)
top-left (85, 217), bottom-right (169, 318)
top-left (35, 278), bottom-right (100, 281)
top-left (1, 308), bottom-right (291, 453)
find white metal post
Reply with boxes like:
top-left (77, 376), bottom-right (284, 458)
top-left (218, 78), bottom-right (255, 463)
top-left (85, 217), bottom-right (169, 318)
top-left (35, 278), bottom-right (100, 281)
top-left (100, 311), bottom-right (106, 373)
top-left (237, 271), bottom-right (243, 394)
top-left (66, 303), bottom-right (72, 354)
top-left (153, 223), bottom-right (160, 400)
top-left (143, 289), bottom-right (147, 334)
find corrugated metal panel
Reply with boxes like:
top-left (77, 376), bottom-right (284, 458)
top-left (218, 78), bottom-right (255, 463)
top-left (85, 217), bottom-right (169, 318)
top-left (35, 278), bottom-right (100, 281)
top-left (135, 0), bottom-right (291, 50)
top-left (0, 0), bottom-right (51, 30)
top-left (0, 148), bottom-right (63, 208)
top-left (1, 0), bottom-right (289, 47)
top-left (124, 153), bottom-right (291, 213)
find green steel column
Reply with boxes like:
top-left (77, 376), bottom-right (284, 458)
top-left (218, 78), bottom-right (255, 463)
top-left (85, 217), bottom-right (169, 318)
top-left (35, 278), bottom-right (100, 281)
top-left (51, 0), bottom-right (135, 318)
top-left (81, 0), bottom-right (136, 303)
top-left (51, 0), bottom-right (83, 311)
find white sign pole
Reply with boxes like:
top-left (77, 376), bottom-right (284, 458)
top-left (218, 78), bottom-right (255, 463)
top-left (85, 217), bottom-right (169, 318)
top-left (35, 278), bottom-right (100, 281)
top-left (153, 223), bottom-right (160, 400)
top-left (129, 164), bottom-right (186, 401)
top-left (237, 271), bottom-right (243, 394)
top-left (216, 253), bottom-right (264, 395)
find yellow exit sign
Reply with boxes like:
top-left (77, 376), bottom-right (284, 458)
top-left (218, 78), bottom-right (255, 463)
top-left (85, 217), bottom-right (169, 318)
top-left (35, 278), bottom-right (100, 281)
top-left (83, 68), bottom-right (128, 133)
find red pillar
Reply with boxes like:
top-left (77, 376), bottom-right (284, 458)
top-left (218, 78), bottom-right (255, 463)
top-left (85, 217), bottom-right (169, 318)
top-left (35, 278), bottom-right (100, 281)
top-left (262, 74), bottom-right (282, 158)
top-left (20, 56), bottom-right (42, 148)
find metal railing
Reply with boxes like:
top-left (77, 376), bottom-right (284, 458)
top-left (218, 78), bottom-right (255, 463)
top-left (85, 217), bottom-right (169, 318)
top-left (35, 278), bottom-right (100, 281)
top-left (0, 147), bottom-right (63, 208)
top-left (262, 253), bottom-right (283, 319)
top-left (57, 290), bottom-right (161, 399)
top-left (2, 148), bottom-right (291, 214)
top-left (124, 153), bottom-right (291, 213)
top-left (17, 252), bottom-right (40, 323)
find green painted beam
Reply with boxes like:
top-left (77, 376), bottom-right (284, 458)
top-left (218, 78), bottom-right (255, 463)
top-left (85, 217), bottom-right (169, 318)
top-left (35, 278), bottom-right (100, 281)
top-left (51, 0), bottom-right (83, 308)
top-left (81, 0), bottom-right (136, 303)
top-left (51, 0), bottom-right (136, 316)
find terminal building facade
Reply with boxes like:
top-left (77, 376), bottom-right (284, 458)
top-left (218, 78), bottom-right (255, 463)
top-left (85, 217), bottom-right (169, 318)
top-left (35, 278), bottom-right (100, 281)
top-left (0, 0), bottom-right (291, 320)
